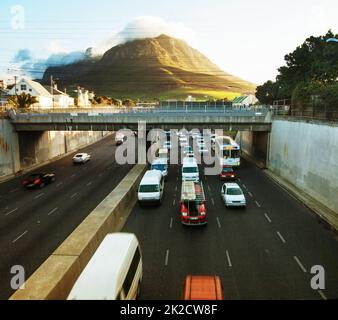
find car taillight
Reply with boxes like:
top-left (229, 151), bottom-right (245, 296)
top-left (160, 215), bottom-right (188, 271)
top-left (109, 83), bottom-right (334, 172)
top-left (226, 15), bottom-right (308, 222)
top-left (182, 212), bottom-right (188, 217)
top-left (23, 180), bottom-right (28, 185)
top-left (34, 179), bottom-right (41, 185)
top-left (200, 211), bottom-right (206, 216)
top-left (231, 175), bottom-right (235, 178)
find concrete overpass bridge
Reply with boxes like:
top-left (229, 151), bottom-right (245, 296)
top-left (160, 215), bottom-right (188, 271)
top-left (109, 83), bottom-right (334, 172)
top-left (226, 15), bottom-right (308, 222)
top-left (7, 107), bottom-right (272, 132)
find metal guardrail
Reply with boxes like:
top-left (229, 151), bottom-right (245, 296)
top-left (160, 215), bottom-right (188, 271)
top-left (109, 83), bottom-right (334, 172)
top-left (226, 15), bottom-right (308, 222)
top-left (272, 104), bottom-right (338, 121)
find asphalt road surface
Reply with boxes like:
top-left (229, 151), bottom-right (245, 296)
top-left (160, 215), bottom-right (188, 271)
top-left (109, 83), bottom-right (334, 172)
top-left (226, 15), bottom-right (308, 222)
top-left (123, 157), bottom-right (338, 300)
top-left (0, 134), bottom-right (133, 300)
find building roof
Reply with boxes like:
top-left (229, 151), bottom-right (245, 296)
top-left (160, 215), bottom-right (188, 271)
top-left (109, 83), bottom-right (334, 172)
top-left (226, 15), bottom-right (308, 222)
top-left (232, 96), bottom-right (248, 104)
top-left (43, 85), bottom-right (68, 96)
top-left (20, 79), bottom-right (52, 97)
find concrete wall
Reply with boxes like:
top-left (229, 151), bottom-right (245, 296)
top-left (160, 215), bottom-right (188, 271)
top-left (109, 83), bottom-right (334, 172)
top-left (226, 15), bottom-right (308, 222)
top-left (0, 119), bottom-right (20, 176)
top-left (237, 130), bottom-right (269, 167)
top-left (18, 130), bottom-right (106, 170)
top-left (0, 118), bottom-right (108, 178)
top-left (268, 119), bottom-right (338, 214)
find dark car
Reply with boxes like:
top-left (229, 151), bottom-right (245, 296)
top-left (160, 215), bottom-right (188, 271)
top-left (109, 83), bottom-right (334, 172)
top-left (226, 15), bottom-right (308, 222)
top-left (23, 173), bottom-right (56, 189)
top-left (219, 166), bottom-right (236, 181)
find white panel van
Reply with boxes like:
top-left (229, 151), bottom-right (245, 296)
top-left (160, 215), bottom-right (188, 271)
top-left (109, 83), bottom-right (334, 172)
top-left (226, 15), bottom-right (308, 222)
top-left (138, 170), bottom-right (164, 205)
top-left (182, 158), bottom-right (199, 182)
top-left (67, 233), bottom-right (142, 300)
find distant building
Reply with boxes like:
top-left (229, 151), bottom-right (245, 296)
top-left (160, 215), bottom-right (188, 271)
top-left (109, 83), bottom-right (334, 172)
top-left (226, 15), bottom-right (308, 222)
top-left (77, 87), bottom-right (92, 107)
top-left (232, 94), bottom-right (258, 108)
top-left (185, 95), bottom-right (196, 102)
top-left (43, 85), bottom-right (75, 108)
top-left (8, 78), bottom-right (53, 108)
top-left (0, 80), bottom-right (7, 90)
top-left (0, 89), bottom-right (9, 106)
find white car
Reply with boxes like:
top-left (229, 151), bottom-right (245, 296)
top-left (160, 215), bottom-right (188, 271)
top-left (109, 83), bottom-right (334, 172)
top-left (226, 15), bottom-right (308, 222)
top-left (73, 153), bottom-right (91, 164)
top-left (221, 183), bottom-right (246, 207)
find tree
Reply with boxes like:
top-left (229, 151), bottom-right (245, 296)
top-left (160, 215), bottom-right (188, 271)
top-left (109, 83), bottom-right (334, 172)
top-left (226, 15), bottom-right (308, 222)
top-left (8, 93), bottom-right (38, 109)
top-left (122, 99), bottom-right (136, 107)
top-left (256, 30), bottom-right (338, 103)
top-left (255, 80), bottom-right (280, 104)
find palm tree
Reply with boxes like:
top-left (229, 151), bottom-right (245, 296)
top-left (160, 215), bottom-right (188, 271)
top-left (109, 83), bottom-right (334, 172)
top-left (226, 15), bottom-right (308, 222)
top-left (8, 93), bottom-right (38, 109)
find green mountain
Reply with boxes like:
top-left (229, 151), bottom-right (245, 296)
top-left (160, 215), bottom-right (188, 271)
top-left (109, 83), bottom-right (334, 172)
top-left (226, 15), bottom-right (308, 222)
top-left (42, 34), bottom-right (256, 99)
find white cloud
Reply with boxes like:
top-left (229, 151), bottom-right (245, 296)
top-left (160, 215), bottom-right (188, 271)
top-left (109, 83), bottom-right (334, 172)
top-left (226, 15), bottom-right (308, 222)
top-left (92, 16), bottom-right (197, 56)
top-left (47, 41), bottom-right (70, 54)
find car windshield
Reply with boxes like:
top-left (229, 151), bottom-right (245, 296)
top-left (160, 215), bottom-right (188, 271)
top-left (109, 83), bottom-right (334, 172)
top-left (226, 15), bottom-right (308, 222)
top-left (183, 167), bottom-right (198, 173)
top-left (183, 201), bottom-right (198, 213)
top-left (75, 154), bottom-right (83, 158)
top-left (139, 184), bottom-right (160, 193)
top-left (227, 188), bottom-right (242, 195)
top-left (231, 150), bottom-right (240, 158)
top-left (151, 164), bottom-right (166, 171)
top-left (222, 167), bottom-right (233, 173)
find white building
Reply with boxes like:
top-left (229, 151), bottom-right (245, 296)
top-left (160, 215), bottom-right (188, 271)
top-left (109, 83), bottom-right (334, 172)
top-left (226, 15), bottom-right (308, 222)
top-left (232, 94), bottom-right (258, 108)
top-left (43, 85), bottom-right (74, 108)
top-left (77, 87), bottom-right (92, 107)
top-left (8, 78), bottom-right (53, 108)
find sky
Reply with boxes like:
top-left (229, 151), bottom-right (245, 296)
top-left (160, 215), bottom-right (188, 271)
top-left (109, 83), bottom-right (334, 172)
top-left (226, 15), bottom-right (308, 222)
top-left (0, 0), bottom-right (337, 85)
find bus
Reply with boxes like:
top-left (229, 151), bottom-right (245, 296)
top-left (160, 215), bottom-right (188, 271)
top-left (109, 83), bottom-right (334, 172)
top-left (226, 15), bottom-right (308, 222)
top-left (215, 136), bottom-right (241, 168)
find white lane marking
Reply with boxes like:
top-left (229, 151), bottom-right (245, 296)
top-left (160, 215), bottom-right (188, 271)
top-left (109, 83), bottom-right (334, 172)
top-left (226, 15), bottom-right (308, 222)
top-left (5, 208), bottom-right (18, 216)
top-left (56, 182), bottom-right (63, 187)
top-left (86, 181), bottom-right (93, 187)
top-left (99, 173), bottom-right (103, 177)
top-left (173, 199), bottom-right (176, 206)
top-left (176, 177), bottom-right (179, 181)
top-left (47, 208), bottom-right (58, 216)
top-left (71, 174), bottom-right (76, 178)
top-left (12, 230), bottom-right (28, 244)
top-left (205, 176), bottom-right (208, 180)
top-left (216, 217), bottom-right (221, 228)
top-left (71, 193), bottom-right (78, 199)
top-left (242, 184), bottom-right (247, 189)
top-left (294, 256), bottom-right (307, 273)
top-left (255, 201), bottom-right (261, 208)
top-left (175, 186), bottom-right (178, 192)
top-left (264, 213), bottom-right (272, 223)
top-left (208, 185), bottom-right (211, 192)
top-left (248, 192), bottom-right (253, 197)
top-left (34, 193), bottom-right (44, 199)
top-left (276, 231), bottom-right (286, 243)
top-left (10, 188), bottom-right (19, 193)
top-left (165, 250), bottom-right (170, 266)
top-left (226, 250), bottom-right (232, 267)
top-left (237, 178), bottom-right (241, 182)
top-left (318, 290), bottom-right (327, 300)
top-left (169, 218), bottom-right (173, 229)
top-left (211, 198), bottom-right (215, 206)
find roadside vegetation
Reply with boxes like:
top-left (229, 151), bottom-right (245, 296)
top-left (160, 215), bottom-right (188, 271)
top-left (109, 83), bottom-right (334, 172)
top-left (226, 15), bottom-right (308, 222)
top-left (256, 30), bottom-right (338, 108)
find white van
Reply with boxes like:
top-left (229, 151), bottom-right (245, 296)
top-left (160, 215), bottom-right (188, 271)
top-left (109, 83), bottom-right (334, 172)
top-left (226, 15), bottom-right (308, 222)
top-left (138, 170), bottom-right (164, 205)
top-left (67, 233), bottom-right (142, 300)
top-left (158, 148), bottom-right (169, 162)
top-left (182, 158), bottom-right (199, 182)
top-left (151, 158), bottom-right (168, 178)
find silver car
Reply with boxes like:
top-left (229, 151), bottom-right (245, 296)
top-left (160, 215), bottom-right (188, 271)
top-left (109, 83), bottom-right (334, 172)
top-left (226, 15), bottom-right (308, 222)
top-left (73, 153), bottom-right (91, 164)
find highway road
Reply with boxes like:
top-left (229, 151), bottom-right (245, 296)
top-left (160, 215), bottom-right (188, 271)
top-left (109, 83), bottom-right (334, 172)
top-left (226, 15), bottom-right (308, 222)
top-left (123, 157), bottom-right (338, 300)
top-left (0, 134), bottom-right (133, 300)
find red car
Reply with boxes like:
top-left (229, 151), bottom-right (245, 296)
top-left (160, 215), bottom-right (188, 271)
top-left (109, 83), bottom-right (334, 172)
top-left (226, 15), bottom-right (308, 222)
top-left (219, 166), bottom-right (236, 181)
top-left (23, 173), bottom-right (56, 189)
